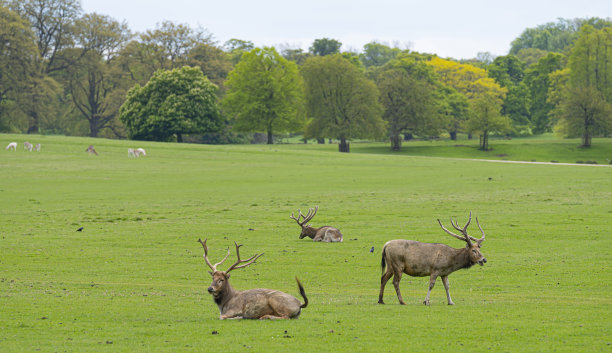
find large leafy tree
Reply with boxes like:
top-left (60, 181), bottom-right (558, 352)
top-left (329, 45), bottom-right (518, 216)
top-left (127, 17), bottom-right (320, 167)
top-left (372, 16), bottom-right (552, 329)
top-left (309, 38), bottom-right (342, 56)
top-left (119, 66), bottom-right (222, 142)
top-left (0, 4), bottom-right (39, 131)
top-left (375, 54), bottom-right (441, 150)
top-left (222, 47), bottom-right (305, 144)
top-left (466, 93), bottom-right (511, 150)
top-left (8, 0), bottom-right (82, 133)
top-left (524, 52), bottom-right (565, 133)
top-left (360, 41), bottom-right (401, 68)
top-left (551, 25), bottom-right (612, 147)
top-left (488, 55), bottom-right (531, 131)
top-left (302, 54), bottom-right (385, 152)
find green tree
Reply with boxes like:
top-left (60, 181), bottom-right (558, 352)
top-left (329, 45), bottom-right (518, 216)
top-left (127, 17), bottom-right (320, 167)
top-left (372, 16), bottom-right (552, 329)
top-left (375, 54), bottom-right (442, 150)
top-left (186, 43), bottom-right (232, 91)
top-left (309, 38), bottom-right (342, 56)
top-left (551, 25), bottom-right (612, 146)
top-left (0, 4), bottom-right (39, 131)
top-left (301, 54), bottom-right (385, 152)
top-left (524, 52), bottom-right (565, 133)
top-left (119, 66), bottom-right (222, 142)
top-left (222, 47), bottom-right (305, 144)
top-left (224, 38), bottom-right (254, 65)
top-left (510, 17), bottom-right (612, 55)
top-left (9, 0), bottom-right (82, 133)
top-left (488, 55), bottom-right (531, 131)
top-left (466, 93), bottom-right (511, 150)
top-left (437, 85), bottom-right (469, 140)
top-left (360, 41), bottom-right (401, 68)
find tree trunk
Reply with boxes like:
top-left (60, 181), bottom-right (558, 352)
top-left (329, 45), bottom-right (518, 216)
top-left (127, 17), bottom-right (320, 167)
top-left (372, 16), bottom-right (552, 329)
top-left (177, 133), bottom-right (183, 142)
top-left (317, 138), bottom-right (325, 144)
top-left (479, 131), bottom-right (489, 150)
top-left (338, 138), bottom-right (350, 153)
top-left (450, 131), bottom-right (457, 140)
top-left (27, 111), bottom-right (39, 134)
top-left (390, 133), bottom-right (401, 151)
top-left (267, 129), bottom-right (274, 144)
top-left (582, 130), bottom-right (591, 147)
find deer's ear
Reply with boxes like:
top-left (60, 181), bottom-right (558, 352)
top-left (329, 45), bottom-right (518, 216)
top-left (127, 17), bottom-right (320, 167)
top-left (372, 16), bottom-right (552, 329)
top-left (226, 273), bottom-right (230, 279)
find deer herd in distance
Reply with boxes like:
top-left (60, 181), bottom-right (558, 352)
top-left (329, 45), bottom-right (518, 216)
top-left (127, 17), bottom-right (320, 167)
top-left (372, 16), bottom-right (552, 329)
top-left (6, 141), bottom-right (147, 158)
top-left (200, 207), bottom-right (488, 320)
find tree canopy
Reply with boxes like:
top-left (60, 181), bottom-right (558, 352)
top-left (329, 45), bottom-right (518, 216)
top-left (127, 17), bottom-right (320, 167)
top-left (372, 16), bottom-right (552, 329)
top-left (119, 66), bottom-right (222, 142)
top-left (302, 54), bottom-right (385, 152)
top-left (222, 47), bottom-right (305, 144)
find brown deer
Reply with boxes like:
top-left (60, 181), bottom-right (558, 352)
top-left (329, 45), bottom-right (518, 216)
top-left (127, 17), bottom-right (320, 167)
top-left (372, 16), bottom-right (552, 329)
top-left (198, 238), bottom-right (308, 319)
top-left (290, 206), bottom-right (343, 242)
top-left (378, 212), bottom-right (487, 305)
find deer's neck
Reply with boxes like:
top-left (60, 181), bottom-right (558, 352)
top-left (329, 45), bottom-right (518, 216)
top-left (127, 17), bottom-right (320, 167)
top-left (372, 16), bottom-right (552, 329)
top-left (454, 247), bottom-right (474, 271)
top-left (302, 226), bottom-right (319, 238)
top-left (216, 282), bottom-right (240, 310)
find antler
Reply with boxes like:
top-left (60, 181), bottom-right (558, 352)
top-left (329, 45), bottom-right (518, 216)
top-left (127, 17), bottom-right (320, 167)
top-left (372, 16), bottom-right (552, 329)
top-left (198, 238), bottom-right (230, 273)
top-left (475, 217), bottom-right (486, 244)
top-left (225, 241), bottom-right (264, 274)
top-left (290, 206), bottom-right (318, 226)
top-left (437, 212), bottom-right (473, 245)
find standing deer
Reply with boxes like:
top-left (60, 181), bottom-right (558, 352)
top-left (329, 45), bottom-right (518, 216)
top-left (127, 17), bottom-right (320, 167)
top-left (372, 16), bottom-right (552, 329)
top-left (290, 206), bottom-right (343, 242)
top-left (198, 239), bottom-right (308, 320)
top-left (378, 212), bottom-right (487, 305)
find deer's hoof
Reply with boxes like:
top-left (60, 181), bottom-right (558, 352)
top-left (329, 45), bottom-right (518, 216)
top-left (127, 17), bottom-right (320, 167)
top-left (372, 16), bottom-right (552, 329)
top-left (423, 301), bottom-right (430, 306)
top-left (399, 301), bottom-right (406, 305)
top-left (378, 300), bottom-right (385, 304)
top-left (448, 302), bottom-right (455, 306)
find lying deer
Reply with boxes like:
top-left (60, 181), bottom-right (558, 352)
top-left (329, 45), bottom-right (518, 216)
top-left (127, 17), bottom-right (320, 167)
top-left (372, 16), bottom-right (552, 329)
top-left (378, 212), bottom-right (487, 305)
top-left (86, 145), bottom-right (98, 155)
top-left (198, 238), bottom-right (308, 320)
top-left (290, 206), bottom-right (343, 242)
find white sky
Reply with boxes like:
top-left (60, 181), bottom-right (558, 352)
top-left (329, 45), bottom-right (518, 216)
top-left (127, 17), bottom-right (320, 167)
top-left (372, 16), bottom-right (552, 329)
top-left (81, 0), bottom-right (612, 60)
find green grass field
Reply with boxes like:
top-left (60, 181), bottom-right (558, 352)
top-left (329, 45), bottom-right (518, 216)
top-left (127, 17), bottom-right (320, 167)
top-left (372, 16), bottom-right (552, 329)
top-left (1, 134), bottom-right (611, 352)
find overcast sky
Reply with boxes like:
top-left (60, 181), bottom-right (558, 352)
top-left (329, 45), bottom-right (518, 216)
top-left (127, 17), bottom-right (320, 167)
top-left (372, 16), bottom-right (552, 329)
top-left (81, 0), bottom-right (611, 59)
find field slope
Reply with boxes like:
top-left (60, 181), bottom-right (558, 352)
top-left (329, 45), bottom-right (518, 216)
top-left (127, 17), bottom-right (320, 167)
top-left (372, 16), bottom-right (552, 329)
top-left (1, 134), bottom-right (610, 352)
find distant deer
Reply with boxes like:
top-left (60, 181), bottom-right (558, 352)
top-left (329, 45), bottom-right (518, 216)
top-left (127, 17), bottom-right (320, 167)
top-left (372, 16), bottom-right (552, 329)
top-left (86, 145), bottom-right (98, 155)
top-left (6, 142), bottom-right (17, 151)
top-left (198, 239), bottom-right (308, 320)
top-left (290, 206), bottom-right (343, 242)
top-left (35, 143), bottom-right (41, 152)
top-left (24, 142), bottom-right (33, 151)
top-left (136, 148), bottom-right (146, 156)
top-left (378, 212), bottom-right (487, 305)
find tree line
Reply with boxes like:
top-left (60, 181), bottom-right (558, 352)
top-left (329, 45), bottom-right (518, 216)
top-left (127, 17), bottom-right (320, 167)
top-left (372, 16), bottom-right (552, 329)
top-left (1, 1), bottom-right (611, 151)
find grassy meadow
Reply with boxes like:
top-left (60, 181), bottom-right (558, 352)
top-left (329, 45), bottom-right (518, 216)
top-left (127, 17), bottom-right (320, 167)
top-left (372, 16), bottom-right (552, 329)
top-left (1, 133), bottom-right (611, 352)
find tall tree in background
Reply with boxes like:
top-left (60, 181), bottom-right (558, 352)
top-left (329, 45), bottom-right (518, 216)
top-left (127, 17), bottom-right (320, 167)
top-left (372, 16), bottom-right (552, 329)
top-left (466, 93), bottom-right (511, 150)
top-left (9, 0), bottom-right (81, 133)
top-left (488, 55), bottom-right (531, 133)
top-left (302, 54), bottom-right (385, 152)
top-left (120, 66), bottom-right (223, 142)
top-left (62, 13), bottom-right (131, 137)
top-left (309, 38), bottom-right (342, 56)
top-left (360, 41), bottom-right (401, 68)
top-left (223, 47), bottom-right (305, 144)
top-left (224, 38), bottom-right (254, 65)
top-left (552, 25), bottom-right (612, 147)
top-left (524, 52), bottom-right (565, 133)
top-left (375, 54), bottom-right (441, 150)
top-left (0, 5), bottom-right (39, 131)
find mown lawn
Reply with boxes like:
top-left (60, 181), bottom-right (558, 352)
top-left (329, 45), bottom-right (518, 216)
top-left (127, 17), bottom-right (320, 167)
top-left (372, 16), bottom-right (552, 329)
top-left (0, 134), bottom-right (610, 352)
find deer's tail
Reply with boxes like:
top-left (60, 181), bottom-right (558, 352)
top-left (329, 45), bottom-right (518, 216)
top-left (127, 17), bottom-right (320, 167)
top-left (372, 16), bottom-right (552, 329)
top-left (295, 277), bottom-right (308, 309)
top-left (381, 245), bottom-right (387, 275)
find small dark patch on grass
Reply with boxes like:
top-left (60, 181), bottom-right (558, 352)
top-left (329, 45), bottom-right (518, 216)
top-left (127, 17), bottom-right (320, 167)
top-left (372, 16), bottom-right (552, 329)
top-left (496, 154), bottom-right (508, 157)
top-left (211, 330), bottom-right (218, 335)
top-left (551, 160), bottom-right (558, 163)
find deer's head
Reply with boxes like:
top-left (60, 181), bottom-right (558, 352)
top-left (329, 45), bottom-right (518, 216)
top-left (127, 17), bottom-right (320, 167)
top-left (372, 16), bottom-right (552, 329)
top-left (290, 206), bottom-right (318, 239)
top-left (438, 212), bottom-right (487, 266)
top-left (198, 239), bottom-right (263, 299)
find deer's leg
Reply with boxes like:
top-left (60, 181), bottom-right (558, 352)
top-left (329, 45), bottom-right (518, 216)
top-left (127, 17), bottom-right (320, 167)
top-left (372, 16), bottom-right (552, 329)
top-left (423, 273), bottom-right (438, 305)
top-left (441, 276), bottom-right (454, 305)
top-left (378, 268), bottom-right (394, 304)
top-left (259, 315), bottom-right (289, 320)
top-left (392, 270), bottom-right (406, 305)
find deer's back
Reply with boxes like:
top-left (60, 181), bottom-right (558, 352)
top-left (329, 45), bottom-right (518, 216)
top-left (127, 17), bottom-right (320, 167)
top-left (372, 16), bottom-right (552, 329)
top-left (234, 288), bottom-right (302, 319)
top-left (384, 239), bottom-right (456, 277)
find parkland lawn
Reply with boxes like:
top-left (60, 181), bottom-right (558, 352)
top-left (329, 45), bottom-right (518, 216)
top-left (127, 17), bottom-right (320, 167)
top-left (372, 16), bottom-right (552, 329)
top-left (1, 134), bottom-right (610, 352)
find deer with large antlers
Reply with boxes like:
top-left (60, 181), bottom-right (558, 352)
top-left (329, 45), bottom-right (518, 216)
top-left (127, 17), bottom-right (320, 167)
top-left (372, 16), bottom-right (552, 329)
top-left (198, 239), bottom-right (308, 319)
top-left (290, 206), bottom-right (343, 242)
top-left (378, 212), bottom-right (487, 305)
